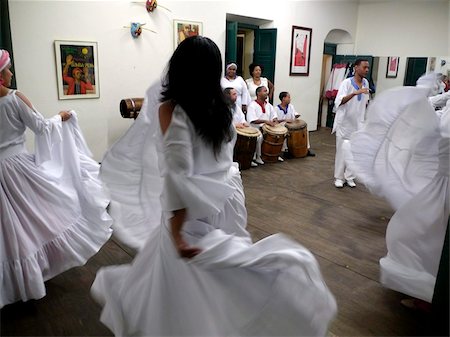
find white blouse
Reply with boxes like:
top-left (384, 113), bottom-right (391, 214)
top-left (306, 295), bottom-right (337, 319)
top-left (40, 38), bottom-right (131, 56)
top-left (220, 76), bottom-right (251, 109)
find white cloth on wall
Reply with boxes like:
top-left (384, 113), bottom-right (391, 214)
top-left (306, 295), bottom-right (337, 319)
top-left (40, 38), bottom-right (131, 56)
top-left (324, 64), bottom-right (348, 99)
top-left (349, 80), bottom-right (449, 302)
top-left (0, 90), bottom-right (112, 308)
top-left (91, 83), bottom-right (337, 337)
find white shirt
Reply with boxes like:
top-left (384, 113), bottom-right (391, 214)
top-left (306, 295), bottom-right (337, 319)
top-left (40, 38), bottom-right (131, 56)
top-left (246, 100), bottom-right (277, 129)
top-left (231, 104), bottom-right (246, 125)
top-left (332, 77), bottom-right (369, 138)
top-left (274, 103), bottom-right (299, 121)
top-left (220, 76), bottom-right (251, 109)
top-left (246, 77), bottom-right (269, 101)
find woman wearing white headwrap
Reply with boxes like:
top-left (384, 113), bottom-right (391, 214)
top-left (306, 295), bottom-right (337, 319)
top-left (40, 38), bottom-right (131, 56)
top-left (220, 62), bottom-right (251, 112)
top-left (0, 49), bottom-right (112, 308)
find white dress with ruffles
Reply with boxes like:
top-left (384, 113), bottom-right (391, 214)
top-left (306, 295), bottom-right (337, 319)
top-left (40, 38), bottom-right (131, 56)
top-left (91, 83), bottom-right (337, 336)
top-left (350, 83), bottom-right (449, 302)
top-left (0, 90), bottom-right (113, 308)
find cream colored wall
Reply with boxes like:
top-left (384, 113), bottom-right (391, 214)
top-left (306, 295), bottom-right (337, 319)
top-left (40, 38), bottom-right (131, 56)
top-left (8, 0), bottom-right (448, 160)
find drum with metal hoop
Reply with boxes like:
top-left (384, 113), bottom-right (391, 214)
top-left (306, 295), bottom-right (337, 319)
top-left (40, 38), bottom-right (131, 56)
top-left (285, 119), bottom-right (308, 158)
top-left (120, 98), bottom-right (144, 119)
top-left (233, 126), bottom-right (261, 170)
top-left (261, 124), bottom-right (287, 163)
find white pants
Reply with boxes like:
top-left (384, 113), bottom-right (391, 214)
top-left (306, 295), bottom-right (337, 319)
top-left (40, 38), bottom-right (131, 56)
top-left (334, 136), bottom-right (355, 181)
top-left (253, 134), bottom-right (263, 159)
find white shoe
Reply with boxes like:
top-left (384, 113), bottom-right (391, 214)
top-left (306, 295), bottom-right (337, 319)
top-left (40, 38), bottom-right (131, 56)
top-left (278, 156), bottom-right (284, 162)
top-left (254, 157), bottom-right (264, 165)
top-left (251, 161), bottom-right (258, 167)
top-left (334, 179), bottom-right (344, 188)
top-left (346, 179), bottom-right (356, 188)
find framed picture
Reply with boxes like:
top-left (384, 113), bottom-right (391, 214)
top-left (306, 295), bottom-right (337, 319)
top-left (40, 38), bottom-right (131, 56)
top-left (386, 56), bottom-right (399, 78)
top-left (54, 40), bottom-right (99, 99)
top-left (289, 26), bottom-right (312, 76)
top-left (173, 20), bottom-right (202, 48)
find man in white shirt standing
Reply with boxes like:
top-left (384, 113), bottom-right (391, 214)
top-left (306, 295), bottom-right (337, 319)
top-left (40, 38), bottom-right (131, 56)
top-left (332, 59), bottom-right (370, 188)
top-left (246, 86), bottom-right (280, 164)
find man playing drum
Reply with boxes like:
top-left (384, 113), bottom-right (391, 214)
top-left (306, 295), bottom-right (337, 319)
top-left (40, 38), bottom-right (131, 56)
top-left (246, 86), bottom-right (283, 163)
top-left (223, 87), bottom-right (262, 167)
top-left (274, 91), bottom-right (316, 157)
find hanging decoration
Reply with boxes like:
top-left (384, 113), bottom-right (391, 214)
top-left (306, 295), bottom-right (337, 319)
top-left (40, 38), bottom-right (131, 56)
top-left (124, 22), bottom-right (157, 38)
top-left (132, 0), bottom-right (171, 13)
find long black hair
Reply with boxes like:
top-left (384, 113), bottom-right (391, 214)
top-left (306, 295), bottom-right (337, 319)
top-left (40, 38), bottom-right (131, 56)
top-left (160, 36), bottom-right (232, 155)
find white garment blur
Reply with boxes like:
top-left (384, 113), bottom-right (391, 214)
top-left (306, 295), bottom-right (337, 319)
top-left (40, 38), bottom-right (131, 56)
top-left (220, 76), bottom-right (251, 109)
top-left (91, 83), bottom-right (337, 336)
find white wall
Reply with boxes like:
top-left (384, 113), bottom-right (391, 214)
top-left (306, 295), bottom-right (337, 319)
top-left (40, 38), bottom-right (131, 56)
top-left (8, 0), bottom-right (448, 160)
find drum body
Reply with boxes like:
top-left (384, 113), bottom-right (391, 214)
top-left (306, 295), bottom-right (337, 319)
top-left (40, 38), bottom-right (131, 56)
top-left (261, 124), bottom-right (287, 163)
top-left (233, 127), bottom-right (261, 170)
top-left (286, 120), bottom-right (308, 158)
top-left (120, 98), bottom-right (144, 119)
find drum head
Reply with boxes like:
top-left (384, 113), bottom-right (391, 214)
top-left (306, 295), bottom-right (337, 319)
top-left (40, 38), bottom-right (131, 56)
top-left (286, 120), bottom-right (307, 130)
top-left (236, 126), bottom-right (261, 137)
top-left (262, 123), bottom-right (288, 135)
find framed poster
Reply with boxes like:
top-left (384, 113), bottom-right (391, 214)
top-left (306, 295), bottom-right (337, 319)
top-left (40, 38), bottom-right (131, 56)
top-left (173, 20), bottom-right (202, 48)
top-left (289, 26), bottom-right (312, 76)
top-left (386, 56), bottom-right (399, 78)
top-left (54, 40), bottom-right (99, 99)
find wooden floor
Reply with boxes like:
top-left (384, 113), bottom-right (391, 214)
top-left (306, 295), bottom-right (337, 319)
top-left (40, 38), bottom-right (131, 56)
top-left (1, 128), bottom-right (435, 336)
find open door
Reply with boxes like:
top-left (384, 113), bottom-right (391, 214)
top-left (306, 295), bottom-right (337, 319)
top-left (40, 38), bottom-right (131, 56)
top-left (225, 21), bottom-right (238, 65)
top-left (253, 28), bottom-right (277, 85)
top-left (404, 57), bottom-right (427, 86)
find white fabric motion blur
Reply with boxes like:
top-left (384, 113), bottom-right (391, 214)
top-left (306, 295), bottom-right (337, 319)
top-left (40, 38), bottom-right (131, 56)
top-left (92, 83), bottom-right (337, 336)
top-left (349, 74), bottom-right (449, 302)
top-left (0, 90), bottom-right (112, 308)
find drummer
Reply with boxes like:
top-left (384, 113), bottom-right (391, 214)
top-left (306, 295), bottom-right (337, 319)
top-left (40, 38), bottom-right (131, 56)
top-left (275, 91), bottom-right (316, 157)
top-left (246, 86), bottom-right (281, 163)
top-left (223, 87), bottom-right (262, 167)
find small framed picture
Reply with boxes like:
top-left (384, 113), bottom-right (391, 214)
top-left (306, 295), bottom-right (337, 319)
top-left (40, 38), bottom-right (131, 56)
top-left (173, 20), bottom-right (202, 48)
top-left (54, 40), bottom-right (99, 99)
top-left (386, 56), bottom-right (399, 78)
top-left (289, 26), bottom-right (312, 76)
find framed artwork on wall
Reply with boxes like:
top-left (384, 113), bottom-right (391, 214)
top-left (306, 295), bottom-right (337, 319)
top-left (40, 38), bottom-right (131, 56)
top-left (386, 56), bottom-right (399, 78)
top-left (173, 20), bottom-right (202, 48)
top-left (54, 40), bottom-right (99, 100)
top-left (289, 26), bottom-right (312, 76)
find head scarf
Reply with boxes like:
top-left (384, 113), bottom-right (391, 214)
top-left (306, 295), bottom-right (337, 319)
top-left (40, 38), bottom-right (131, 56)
top-left (0, 50), bottom-right (11, 72)
top-left (226, 63), bottom-right (237, 72)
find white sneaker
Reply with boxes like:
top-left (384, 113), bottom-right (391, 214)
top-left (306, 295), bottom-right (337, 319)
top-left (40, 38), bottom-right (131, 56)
top-left (346, 179), bottom-right (356, 188)
top-left (334, 179), bottom-right (344, 188)
top-left (251, 161), bottom-right (258, 167)
top-left (278, 156), bottom-right (284, 162)
top-left (254, 157), bottom-right (264, 165)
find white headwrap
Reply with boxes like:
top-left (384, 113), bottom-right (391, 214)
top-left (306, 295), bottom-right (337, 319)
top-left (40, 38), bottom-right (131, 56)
top-left (0, 50), bottom-right (11, 72)
top-left (226, 63), bottom-right (237, 71)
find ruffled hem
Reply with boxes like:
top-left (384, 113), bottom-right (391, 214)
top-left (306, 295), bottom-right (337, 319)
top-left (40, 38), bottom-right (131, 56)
top-left (380, 256), bottom-right (435, 302)
top-left (1, 213), bottom-right (112, 308)
top-left (92, 227), bottom-right (336, 337)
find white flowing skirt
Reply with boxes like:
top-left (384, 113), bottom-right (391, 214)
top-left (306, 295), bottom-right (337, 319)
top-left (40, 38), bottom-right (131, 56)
top-left (92, 172), bottom-right (337, 337)
top-left (0, 119), bottom-right (112, 308)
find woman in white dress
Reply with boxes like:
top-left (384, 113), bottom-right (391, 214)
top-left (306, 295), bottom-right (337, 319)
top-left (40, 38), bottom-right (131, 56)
top-left (91, 36), bottom-right (336, 337)
top-left (220, 62), bottom-right (251, 112)
top-left (349, 73), bottom-right (449, 306)
top-left (0, 49), bottom-right (112, 308)
top-left (246, 63), bottom-right (274, 102)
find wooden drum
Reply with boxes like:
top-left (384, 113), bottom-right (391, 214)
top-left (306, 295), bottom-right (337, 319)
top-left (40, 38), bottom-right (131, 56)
top-left (234, 126), bottom-right (261, 170)
top-left (261, 124), bottom-right (287, 163)
top-left (286, 119), bottom-right (308, 158)
top-left (120, 98), bottom-right (144, 119)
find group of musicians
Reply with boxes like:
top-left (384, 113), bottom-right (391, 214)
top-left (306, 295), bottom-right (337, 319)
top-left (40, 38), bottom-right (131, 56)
top-left (223, 85), bottom-right (315, 169)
